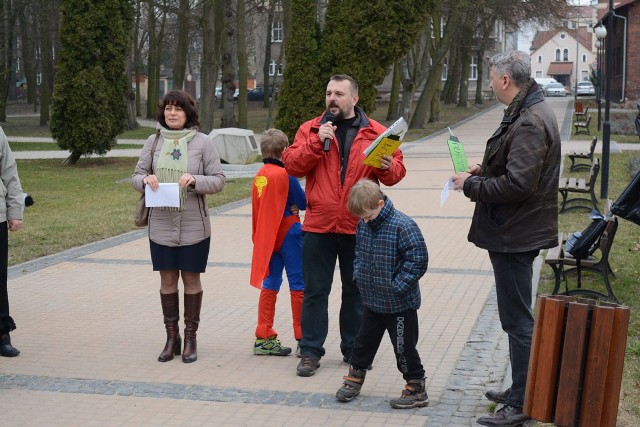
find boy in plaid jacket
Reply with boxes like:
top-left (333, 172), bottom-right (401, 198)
top-left (335, 179), bottom-right (429, 409)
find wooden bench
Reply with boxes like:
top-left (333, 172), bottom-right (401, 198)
top-left (568, 136), bottom-right (597, 172)
top-left (574, 103), bottom-right (590, 122)
top-left (544, 214), bottom-right (619, 303)
top-left (574, 113), bottom-right (592, 135)
top-left (559, 158), bottom-right (599, 213)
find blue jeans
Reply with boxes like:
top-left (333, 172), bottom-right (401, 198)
top-left (299, 232), bottom-right (362, 359)
top-left (488, 249), bottom-right (539, 408)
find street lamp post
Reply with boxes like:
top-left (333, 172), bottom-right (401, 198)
top-left (601, 0), bottom-right (614, 200)
top-left (594, 25), bottom-right (607, 132)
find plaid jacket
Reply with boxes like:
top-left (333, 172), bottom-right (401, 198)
top-left (353, 197), bottom-right (428, 313)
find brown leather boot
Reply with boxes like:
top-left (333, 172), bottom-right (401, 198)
top-left (182, 291), bottom-right (202, 363)
top-left (158, 292), bottom-right (181, 362)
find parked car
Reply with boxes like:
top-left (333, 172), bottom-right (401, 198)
top-left (214, 87), bottom-right (239, 100)
top-left (545, 82), bottom-right (567, 97)
top-left (535, 77), bottom-right (558, 95)
top-left (576, 81), bottom-right (595, 96)
top-left (247, 86), bottom-right (277, 101)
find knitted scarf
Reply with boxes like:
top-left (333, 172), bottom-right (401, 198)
top-left (504, 77), bottom-right (536, 117)
top-left (157, 128), bottom-right (197, 210)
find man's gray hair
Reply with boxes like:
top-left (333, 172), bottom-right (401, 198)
top-left (489, 51), bottom-right (531, 88)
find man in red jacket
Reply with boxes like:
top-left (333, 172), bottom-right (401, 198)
top-left (283, 74), bottom-right (406, 377)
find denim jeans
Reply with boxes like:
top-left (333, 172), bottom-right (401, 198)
top-left (299, 232), bottom-right (362, 359)
top-left (488, 249), bottom-right (539, 408)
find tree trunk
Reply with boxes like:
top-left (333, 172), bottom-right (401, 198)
top-left (474, 48), bottom-right (485, 105)
top-left (220, 0), bottom-right (237, 128)
top-left (37, 0), bottom-right (56, 127)
top-left (16, 1), bottom-right (37, 107)
top-left (262, 1), bottom-right (275, 109)
top-left (386, 60), bottom-right (401, 121)
top-left (172, 0), bottom-right (190, 91)
top-left (0, 0), bottom-right (14, 121)
top-left (442, 42), bottom-right (459, 104)
top-left (132, 1), bottom-right (143, 117)
top-left (236, 0), bottom-right (247, 127)
top-left (457, 30), bottom-right (471, 108)
top-left (199, 0), bottom-right (217, 134)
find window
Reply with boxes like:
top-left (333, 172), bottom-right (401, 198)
top-left (441, 58), bottom-right (448, 81)
top-left (555, 49), bottom-right (561, 61)
top-left (536, 71), bottom-right (542, 78)
top-left (271, 21), bottom-right (283, 43)
top-left (538, 56), bottom-right (542, 63)
top-left (469, 56), bottom-right (477, 81)
top-left (563, 49), bottom-right (569, 61)
top-left (582, 54), bottom-right (587, 62)
top-left (269, 60), bottom-right (283, 76)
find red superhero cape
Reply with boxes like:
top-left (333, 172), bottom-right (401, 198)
top-left (250, 163), bottom-right (299, 288)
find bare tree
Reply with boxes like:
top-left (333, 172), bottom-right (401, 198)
top-left (0, 0), bottom-right (17, 121)
top-left (220, 0), bottom-right (237, 127)
top-left (15, 0), bottom-right (38, 109)
top-left (36, 0), bottom-right (58, 126)
top-left (146, 0), bottom-right (168, 120)
top-left (172, 0), bottom-right (190, 91)
top-left (236, 0), bottom-right (248, 127)
top-left (198, 0), bottom-right (218, 133)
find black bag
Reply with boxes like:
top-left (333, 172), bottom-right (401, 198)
top-left (611, 170), bottom-right (640, 226)
top-left (565, 215), bottom-right (607, 260)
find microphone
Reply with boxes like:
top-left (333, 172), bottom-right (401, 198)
top-left (322, 112), bottom-right (336, 152)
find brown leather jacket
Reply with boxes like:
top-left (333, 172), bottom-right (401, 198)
top-left (463, 84), bottom-right (561, 252)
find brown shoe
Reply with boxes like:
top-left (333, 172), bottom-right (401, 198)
top-left (389, 378), bottom-right (429, 409)
top-left (296, 355), bottom-right (320, 377)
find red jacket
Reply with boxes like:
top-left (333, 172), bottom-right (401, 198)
top-left (283, 109), bottom-right (406, 234)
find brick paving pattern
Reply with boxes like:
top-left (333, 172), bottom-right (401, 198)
top-left (1, 98), bottom-right (593, 426)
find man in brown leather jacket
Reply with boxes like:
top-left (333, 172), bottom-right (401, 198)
top-left (452, 50), bottom-right (561, 427)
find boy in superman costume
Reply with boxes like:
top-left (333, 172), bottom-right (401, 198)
top-left (251, 128), bottom-right (306, 356)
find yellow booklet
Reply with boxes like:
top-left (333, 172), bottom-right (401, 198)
top-left (363, 136), bottom-right (402, 168)
top-left (363, 117), bottom-right (407, 168)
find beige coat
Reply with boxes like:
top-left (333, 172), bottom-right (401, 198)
top-left (132, 131), bottom-right (226, 247)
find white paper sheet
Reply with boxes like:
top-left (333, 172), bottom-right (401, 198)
top-left (145, 183), bottom-right (180, 207)
top-left (440, 178), bottom-right (456, 207)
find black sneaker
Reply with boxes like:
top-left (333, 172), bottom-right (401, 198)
top-left (476, 405), bottom-right (529, 427)
top-left (484, 387), bottom-right (511, 405)
top-left (296, 355), bottom-right (320, 377)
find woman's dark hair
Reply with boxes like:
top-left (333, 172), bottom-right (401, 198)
top-left (157, 90), bottom-right (200, 129)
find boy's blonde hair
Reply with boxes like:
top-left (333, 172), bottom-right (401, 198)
top-left (260, 128), bottom-right (289, 159)
top-left (348, 179), bottom-right (384, 216)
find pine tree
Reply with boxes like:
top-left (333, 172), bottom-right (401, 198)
top-left (274, 0), bottom-right (324, 139)
top-left (51, 0), bottom-right (134, 165)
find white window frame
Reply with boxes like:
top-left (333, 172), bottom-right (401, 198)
top-left (271, 21), bottom-right (283, 43)
top-left (269, 60), bottom-right (283, 76)
top-left (469, 56), bottom-right (477, 81)
top-left (441, 58), bottom-right (448, 81)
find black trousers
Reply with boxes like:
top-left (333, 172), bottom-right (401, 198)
top-left (1, 222), bottom-right (10, 317)
top-left (299, 232), bottom-right (362, 359)
top-left (350, 306), bottom-right (425, 381)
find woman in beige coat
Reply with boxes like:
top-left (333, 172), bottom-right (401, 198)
top-left (132, 90), bottom-right (225, 363)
